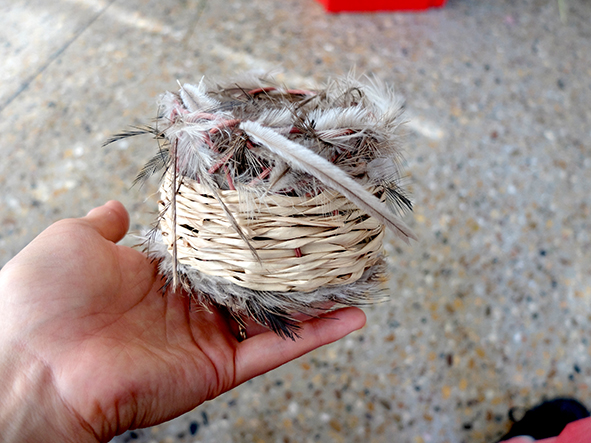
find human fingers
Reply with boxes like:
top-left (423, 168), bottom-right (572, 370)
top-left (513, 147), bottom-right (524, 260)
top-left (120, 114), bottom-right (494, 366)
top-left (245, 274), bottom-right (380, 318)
top-left (82, 200), bottom-right (129, 243)
top-left (234, 307), bottom-right (366, 385)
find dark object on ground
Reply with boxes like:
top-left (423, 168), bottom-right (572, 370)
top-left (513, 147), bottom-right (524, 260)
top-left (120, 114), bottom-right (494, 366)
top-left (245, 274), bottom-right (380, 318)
top-left (499, 397), bottom-right (590, 441)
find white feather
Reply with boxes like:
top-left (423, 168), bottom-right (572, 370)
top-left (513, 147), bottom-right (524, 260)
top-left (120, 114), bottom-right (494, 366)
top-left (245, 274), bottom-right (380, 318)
top-left (158, 91), bottom-right (179, 119)
top-left (306, 106), bottom-right (371, 131)
top-left (180, 78), bottom-right (220, 112)
top-left (255, 108), bottom-right (294, 128)
top-left (362, 75), bottom-right (404, 125)
top-left (240, 121), bottom-right (417, 242)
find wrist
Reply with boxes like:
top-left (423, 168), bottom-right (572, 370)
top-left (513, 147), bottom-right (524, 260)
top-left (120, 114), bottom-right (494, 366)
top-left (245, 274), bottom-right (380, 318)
top-left (0, 342), bottom-right (99, 443)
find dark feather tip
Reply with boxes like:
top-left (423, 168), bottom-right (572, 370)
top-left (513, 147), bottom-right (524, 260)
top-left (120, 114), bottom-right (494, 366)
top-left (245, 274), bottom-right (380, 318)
top-left (102, 125), bottom-right (163, 147)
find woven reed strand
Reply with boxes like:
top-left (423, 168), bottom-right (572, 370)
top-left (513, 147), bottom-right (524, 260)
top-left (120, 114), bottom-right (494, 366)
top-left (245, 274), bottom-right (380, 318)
top-left (158, 172), bottom-right (385, 293)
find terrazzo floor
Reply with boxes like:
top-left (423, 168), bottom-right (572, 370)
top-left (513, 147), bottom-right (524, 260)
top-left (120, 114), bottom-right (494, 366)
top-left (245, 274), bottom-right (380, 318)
top-left (1, 1), bottom-right (591, 442)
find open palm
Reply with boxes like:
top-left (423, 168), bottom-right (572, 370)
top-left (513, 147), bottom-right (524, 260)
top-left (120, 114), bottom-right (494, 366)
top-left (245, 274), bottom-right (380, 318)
top-left (0, 201), bottom-right (366, 442)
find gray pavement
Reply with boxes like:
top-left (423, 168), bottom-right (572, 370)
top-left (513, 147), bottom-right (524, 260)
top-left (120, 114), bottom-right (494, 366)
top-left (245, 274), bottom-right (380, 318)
top-left (1, 1), bottom-right (590, 442)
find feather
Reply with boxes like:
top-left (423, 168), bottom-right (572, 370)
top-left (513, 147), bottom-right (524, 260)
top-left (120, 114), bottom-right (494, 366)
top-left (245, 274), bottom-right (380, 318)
top-left (102, 125), bottom-right (162, 147)
top-left (255, 108), bottom-right (294, 128)
top-left (133, 148), bottom-right (169, 186)
top-left (240, 120), bottom-right (417, 242)
top-left (367, 157), bottom-right (401, 183)
top-left (207, 182), bottom-right (262, 264)
top-left (179, 78), bottom-right (221, 112)
top-left (385, 186), bottom-right (413, 214)
top-left (306, 106), bottom-right (371, 132)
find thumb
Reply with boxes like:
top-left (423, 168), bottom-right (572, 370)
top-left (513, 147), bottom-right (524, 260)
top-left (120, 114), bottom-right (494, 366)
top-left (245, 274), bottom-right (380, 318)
top-left (82, 200), bottom-right (130, 243)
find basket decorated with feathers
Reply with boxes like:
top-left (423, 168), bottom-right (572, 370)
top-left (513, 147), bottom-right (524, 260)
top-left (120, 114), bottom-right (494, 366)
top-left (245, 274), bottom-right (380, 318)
top-left (107, 73), bottom-right (416, 339)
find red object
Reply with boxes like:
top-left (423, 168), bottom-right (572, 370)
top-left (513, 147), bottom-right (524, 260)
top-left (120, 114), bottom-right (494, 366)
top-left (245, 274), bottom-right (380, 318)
top-left (316, 0), bottom-right (446, 12)
top-left (504, 416), bottom-right (591, 443)
top-left (555, 416), bottom-right (591, 443)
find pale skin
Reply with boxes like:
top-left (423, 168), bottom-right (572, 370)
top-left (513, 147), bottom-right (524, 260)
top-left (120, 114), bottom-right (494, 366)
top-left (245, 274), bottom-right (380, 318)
top-left (0, 201), bottom-right (366, 442)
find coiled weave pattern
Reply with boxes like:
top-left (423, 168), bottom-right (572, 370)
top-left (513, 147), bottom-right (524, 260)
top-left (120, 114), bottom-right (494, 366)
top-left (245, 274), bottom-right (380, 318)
top-left (159, 172), bottom-right (385, 293)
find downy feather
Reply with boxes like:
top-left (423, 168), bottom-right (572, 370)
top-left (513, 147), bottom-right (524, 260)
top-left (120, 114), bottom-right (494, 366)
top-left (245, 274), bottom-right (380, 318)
top-left (180, 78), bottom-right (220, 112)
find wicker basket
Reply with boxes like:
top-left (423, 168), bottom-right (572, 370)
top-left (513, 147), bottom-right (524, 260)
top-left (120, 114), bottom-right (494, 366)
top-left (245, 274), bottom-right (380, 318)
top-left (107, 73), bottom-right (416, 338)
top-left (159, 171), bottom-right (385, 293)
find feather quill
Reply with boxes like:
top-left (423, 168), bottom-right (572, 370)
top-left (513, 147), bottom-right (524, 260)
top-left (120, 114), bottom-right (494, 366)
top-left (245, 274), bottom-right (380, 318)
top-left (240, 120), bottom-right (417, 242)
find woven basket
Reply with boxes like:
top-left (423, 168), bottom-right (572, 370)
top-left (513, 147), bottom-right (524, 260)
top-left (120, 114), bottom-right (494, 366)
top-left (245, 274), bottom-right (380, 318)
top-left (107, 74), bottom-right (417, 338)
top-left (159, 171), bottom-right (385, 293)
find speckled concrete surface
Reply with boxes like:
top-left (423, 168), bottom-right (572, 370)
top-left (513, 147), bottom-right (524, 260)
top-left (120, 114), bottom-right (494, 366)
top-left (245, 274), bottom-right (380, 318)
top-left (1, 1), bottom-right (590, 442)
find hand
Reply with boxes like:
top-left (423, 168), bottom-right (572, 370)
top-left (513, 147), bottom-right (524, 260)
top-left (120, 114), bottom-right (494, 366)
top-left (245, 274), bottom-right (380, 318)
top-left (0, 201), bottom-right (366, 442)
